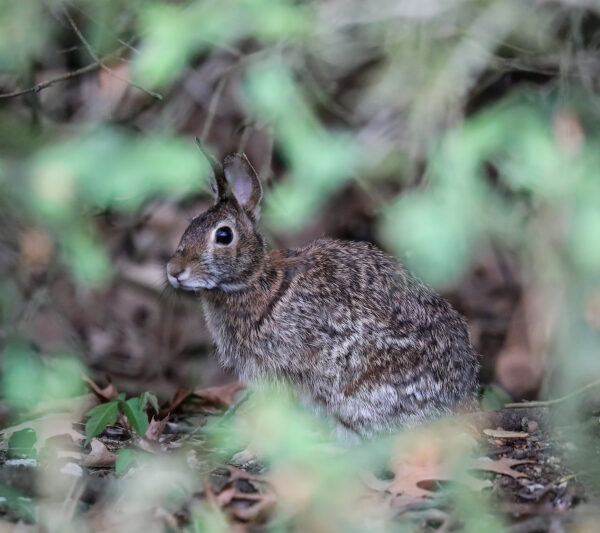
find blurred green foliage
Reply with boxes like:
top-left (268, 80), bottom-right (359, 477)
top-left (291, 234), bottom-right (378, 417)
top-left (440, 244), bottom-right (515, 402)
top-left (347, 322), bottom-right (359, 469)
top-left (1, 0), bottom-right (600, 530)
top-left (246, 63), bottom-right (359, 227)
top-left (136, 0), bottom-right (309, 86)
top-left (384, 93), bottom-right (600, 286)
top-left (27, 129), bottom-right (207, 284)
top-left (1, 343), bottom-right (83, 410)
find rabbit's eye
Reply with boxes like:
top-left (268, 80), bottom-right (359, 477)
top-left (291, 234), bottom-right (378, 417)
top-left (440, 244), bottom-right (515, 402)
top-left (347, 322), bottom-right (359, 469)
top-left (215, 226), bottom-right (233, 245)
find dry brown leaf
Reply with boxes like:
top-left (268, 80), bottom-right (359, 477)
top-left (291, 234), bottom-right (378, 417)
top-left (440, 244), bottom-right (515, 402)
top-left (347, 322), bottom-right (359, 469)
top-left (162, 382), bottom-right (245, 416)
top-left (83, 439), bottom-right (118, 468)
top-left (20, 226), bottom-right (53, 270)
top-left (206, 466), bottom-right (274, 523)
top-left (82, 375), bottom-right (119, 402)
top-left (384, 453), bottom-right (531, 510)
top-left (145, 416), bottom-right (169, 441)
top-left (0, 413), bottom-right (84, 453)
top-left (216, 486), bottom-right (237, 506)
top-left (372, 424), bottom-right (497, 511)
top-left (471, 457), bottom-right (532, 479)
top-left (387, 448), bottom-right (493, 510)
top-left (230, 492), bottom-right (277, 523)
top-left (193, 382), bottom-right (246, 409)
top-left (483, 428), bottom-right (528, 439)
top-left (160, 387), bottom-right (192, 417)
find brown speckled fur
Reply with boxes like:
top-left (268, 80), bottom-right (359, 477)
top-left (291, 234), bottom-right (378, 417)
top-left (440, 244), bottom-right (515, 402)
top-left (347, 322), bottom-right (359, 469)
top-left (167, 153), bottom-right (479, 440)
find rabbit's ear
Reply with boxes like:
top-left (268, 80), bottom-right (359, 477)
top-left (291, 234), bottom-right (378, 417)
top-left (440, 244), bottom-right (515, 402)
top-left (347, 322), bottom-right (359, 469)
top-left (223, 153), bottom-right (263, 219)
top-left (195, 138), bottom-right (227, 202)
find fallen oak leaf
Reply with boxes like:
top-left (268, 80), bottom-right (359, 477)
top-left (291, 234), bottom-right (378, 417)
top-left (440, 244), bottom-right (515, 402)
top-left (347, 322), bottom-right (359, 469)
top-left (471, 457), bottom-right (533, 479)
top-left (375, 425), bottom-right (493, 511)
top-left (84, 438), bottom-right (118, 468)
top-left (385, 455), bottom-right (529, 510)
top-left (387, 457), bottom-right (493, 510)
top-left (193, 382), bottom-right (246, 409)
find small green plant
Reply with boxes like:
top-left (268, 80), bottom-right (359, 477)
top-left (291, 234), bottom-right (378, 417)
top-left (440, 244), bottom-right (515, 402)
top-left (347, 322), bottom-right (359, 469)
top-left (114, 447), bottom-right (156, 475)
top-left (115, 448), bottom-right (135, 474)
top-left (84, 392), bottom-right (156, 445)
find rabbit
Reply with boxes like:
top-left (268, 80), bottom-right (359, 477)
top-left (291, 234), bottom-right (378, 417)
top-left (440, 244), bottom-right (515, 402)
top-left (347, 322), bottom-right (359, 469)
top-left (166, 151), bottom-right (479, 440)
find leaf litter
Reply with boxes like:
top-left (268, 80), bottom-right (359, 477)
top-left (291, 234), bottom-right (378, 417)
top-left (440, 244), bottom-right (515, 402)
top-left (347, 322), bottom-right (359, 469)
top-left (0, 375), bottom-right (588, 531)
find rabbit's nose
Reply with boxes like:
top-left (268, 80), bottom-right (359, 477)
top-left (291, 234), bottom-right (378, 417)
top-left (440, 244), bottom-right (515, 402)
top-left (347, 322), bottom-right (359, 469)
top-left (167, 263), bottom-right (191, 286)
top-left (167, 262), bottom-right (180, 277)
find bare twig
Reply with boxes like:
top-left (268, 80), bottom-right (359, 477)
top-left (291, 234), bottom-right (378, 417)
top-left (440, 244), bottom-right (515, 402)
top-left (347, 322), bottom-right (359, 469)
top-left (200, 75), bottom-right (228, 143)
top-left (505, 378), bottom-right (600, 408)
top-left (63, 8), bottom-right (162, 101)
top-left (259, 128), bottom-right (275, 182)
top-left (237, 123), bottom-right (253, 154)
top-left (0, 61), bottom-right (101, 99)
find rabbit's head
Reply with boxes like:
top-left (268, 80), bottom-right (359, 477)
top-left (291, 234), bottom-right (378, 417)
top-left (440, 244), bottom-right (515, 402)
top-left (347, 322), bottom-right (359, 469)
top-left (167, 152), bottom-right (265, 292)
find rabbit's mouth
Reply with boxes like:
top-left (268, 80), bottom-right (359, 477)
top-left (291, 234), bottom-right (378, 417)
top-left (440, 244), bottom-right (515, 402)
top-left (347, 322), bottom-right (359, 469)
top-left (167, 272), bottom-right (217, 291)
top-left (178, 279), bottom-right (217, 291)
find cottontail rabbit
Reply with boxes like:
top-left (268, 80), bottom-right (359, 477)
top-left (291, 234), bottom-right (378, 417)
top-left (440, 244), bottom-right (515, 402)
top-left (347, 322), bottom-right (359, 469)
top-left (167, 151), bottom-right (479, 439)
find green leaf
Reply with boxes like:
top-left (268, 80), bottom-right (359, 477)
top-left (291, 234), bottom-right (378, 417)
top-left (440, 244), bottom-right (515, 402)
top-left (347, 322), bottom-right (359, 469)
top-left (141, 391), bottom-right (159, 414)
top-left (0, 482), bottom-right (35, 523)
top-left (1, 343), bottom-right (43, 409)
top-left (85, 401), bottom-right (119, 446)
top-left (121, 397), bottom-right (149, 436)
top-left (115, 448), bottom-right (135, 475)
top-left (62, 228), bottom-right (111, 286)
top-left (479, 384), bottom-right (513, 411)
top-left (7, 428), bottom-right (37, 459)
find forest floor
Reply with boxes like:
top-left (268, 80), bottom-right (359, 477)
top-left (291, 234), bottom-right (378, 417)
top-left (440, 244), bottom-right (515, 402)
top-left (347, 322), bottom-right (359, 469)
top-left (1, 377), bottom-right (598, 533)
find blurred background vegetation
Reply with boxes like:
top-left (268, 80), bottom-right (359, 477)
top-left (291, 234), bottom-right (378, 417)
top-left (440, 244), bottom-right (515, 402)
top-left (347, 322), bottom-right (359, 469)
top-left (1, 0), bottom-right (600, 531)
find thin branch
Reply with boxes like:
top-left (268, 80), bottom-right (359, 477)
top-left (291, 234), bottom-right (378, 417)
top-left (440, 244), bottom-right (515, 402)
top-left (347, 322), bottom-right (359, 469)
top-left (65, 1), bottom-right (144, 57)
top-left (237, 123), bottom-right (253, 154)
top-left (0, 61), bottom-right (101, 99)
top-left (504, 378), bottom-right (600, 408)
top-left (63, 9), bottom-right (162, 101)
top-left (117, 38), bottom-right (142, 56)
top-left (199, 75), bottom-right (228, 143)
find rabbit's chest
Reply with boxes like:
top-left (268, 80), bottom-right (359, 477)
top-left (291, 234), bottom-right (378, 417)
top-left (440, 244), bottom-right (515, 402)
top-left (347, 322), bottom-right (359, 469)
top-left (201, 298), bottom-right (282, 376)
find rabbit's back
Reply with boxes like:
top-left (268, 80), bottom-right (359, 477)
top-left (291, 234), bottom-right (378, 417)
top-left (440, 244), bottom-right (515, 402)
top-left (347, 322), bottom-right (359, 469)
top-left (285, 239), bottom-right (478, 434)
